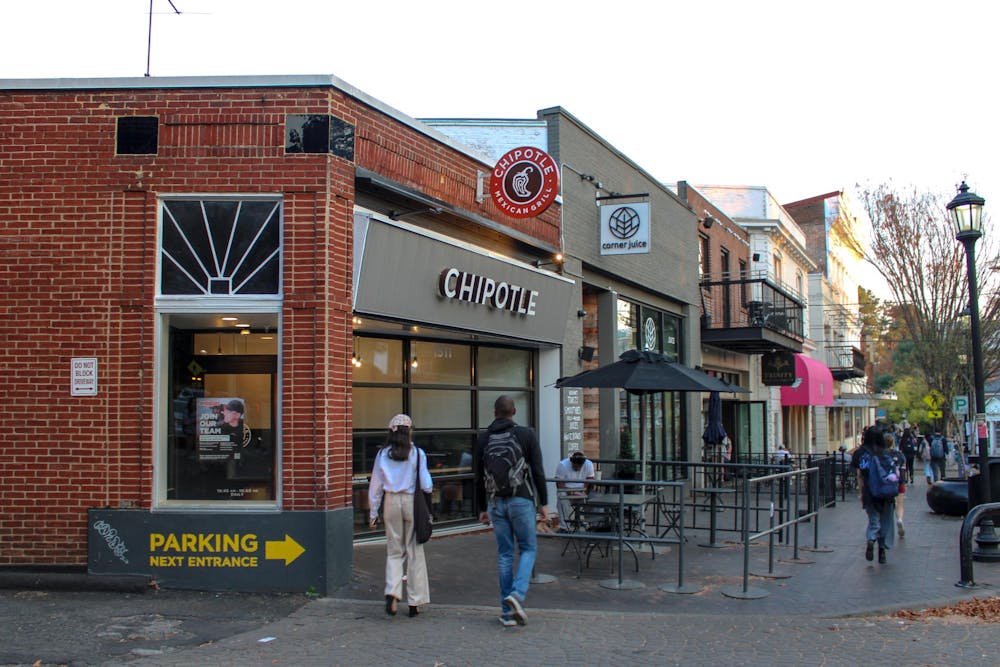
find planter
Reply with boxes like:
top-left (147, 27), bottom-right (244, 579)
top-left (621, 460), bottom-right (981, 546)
top-left (926, 478), bottom-right (969, 516)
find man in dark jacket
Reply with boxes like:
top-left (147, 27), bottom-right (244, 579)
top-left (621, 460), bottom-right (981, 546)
top-left (474, 395), bottom-right (548, 628)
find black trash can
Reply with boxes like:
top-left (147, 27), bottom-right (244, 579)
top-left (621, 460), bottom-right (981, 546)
top-left (967, 457), bottom-right (1000, 508)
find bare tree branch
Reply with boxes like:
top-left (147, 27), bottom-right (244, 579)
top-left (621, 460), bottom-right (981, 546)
top-left (856, 181), bottom-right (1000, 426)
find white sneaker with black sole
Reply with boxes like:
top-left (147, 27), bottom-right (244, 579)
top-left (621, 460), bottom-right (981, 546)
top-left (503, 594), bottom-right (527, 626)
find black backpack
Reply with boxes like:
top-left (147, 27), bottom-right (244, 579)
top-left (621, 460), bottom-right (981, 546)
top-left (900, 436), bottom-right (916, 458)
top-left (483, 429), bottom-right (533, 501)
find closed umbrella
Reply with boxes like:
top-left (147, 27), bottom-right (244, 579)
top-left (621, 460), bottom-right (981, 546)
top-left (702, 390), bottom-right (727, 445)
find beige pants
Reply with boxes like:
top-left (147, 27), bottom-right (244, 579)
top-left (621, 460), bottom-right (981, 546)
top-left (383, 491), bottom-right (430, 606)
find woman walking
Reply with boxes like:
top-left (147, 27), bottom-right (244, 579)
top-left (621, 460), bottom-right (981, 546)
top-left (888, 435), bottom-right (907, 537)
top-left (850, 425), bottom-right (898, 564)
top-left (368, 414), bottom-right (433, 617)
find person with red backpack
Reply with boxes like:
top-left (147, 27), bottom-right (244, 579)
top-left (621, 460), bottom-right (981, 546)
top-left (474, 395), bottom-right (549, 627)
top-left (850, 424), bottom-right (899, 564)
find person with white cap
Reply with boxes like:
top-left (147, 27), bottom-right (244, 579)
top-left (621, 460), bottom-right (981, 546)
top-left (368, 413), bottom-right (433, 617)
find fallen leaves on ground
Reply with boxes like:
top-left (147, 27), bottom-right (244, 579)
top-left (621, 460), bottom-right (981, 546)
top-left (892, 596), bottom-right (1000, 622)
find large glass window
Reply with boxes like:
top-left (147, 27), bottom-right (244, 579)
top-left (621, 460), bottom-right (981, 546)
top-left (165, 319), bottom-right (279, 502)
top-left (352, 335), bottom-right (535, 534)
top-left (157, 195), bottom-right (282, 506)
top-left (616, 298), bottom-right (685, 471)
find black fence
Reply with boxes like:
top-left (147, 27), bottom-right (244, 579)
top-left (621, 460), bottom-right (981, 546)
top-left (587, 458), bottom-right (828, 544)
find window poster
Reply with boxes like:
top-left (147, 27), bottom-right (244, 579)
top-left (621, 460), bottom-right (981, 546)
top-left (197, 397), bottom-right (249, 461)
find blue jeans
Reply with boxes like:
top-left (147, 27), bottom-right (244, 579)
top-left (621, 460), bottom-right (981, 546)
top-left (488, 496), bottom-right (537, 615)
top-left (865, 500), bottom-right (896, 550)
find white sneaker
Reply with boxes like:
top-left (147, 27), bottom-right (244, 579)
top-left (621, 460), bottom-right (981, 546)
top-left (897, 519), bottom-right (905, 537)
top-left (499, 616), bottom-right (517, 627)
top-left (503, 594), bottom-right (527, 626)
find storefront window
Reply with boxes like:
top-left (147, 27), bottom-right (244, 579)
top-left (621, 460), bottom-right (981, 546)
top-left (352, 387), bottom-right (403, 429)
top-left (353, 338), bottom-right (402, 383)
top-left (616, 300), bottom-right (638, 357)
top-left (352, 334), bottom-right (534, 534)
top-left (165, 318), bottom-right (279, 502)
top-left (157, 195), bottom-right (283, 506)
top-left (411, 341), bottom-right (470, 385)
top-left (412, 390), bottom-right (472, 428)
top-left (478, 347), bottom-right (530, 386)
top-left (616, 298), bottom-right (685, 471)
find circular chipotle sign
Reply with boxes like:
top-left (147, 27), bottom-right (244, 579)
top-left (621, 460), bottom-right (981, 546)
top-left (490, 146), bottom-right (560, 219)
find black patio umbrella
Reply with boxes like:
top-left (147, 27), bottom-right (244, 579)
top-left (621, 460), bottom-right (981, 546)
top-left (555, 349), bottom-right (749, 395)
top-left (555, 350), bottom-right (747, 474)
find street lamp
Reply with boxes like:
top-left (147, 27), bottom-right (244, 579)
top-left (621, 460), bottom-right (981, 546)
top-left (946, 181), bottom-right (999, 560)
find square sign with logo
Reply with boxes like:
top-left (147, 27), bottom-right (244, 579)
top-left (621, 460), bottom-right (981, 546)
top-left (600, 202), bottom-right (650, 255)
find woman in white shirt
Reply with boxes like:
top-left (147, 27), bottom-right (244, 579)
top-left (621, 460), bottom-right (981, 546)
top-left (368, 414), bottom-right (433, 617)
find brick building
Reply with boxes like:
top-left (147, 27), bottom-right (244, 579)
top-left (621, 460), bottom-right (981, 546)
top-left (0, 75), bottom-right (572, 593)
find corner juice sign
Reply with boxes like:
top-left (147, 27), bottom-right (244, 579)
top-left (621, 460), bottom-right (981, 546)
top-left (490, 146), bottom-right (560, 218)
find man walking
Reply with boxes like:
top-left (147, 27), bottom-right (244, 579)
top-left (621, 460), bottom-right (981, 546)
top-left (474, 395), bottom-right (549, 628)
top-left (928, 428), bottom-right (948, 482)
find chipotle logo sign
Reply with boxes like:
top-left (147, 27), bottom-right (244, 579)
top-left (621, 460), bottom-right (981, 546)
top-left (490, 146), bottom-right (560, 219)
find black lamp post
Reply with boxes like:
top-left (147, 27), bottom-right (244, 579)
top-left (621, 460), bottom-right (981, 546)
top-left (946, 181), bottom-right (1000, 560)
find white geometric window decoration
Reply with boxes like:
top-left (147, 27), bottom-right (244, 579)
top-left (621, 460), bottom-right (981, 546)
top-left (160, 199), bottom-right (281, 296)
top-left (643, 316), bottom-right (657, 351)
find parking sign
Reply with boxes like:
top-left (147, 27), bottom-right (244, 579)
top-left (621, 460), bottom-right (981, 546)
top-left (954, 395), bottom-right (969, 416)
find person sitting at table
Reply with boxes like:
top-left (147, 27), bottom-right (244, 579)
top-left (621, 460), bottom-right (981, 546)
top-left (554, 450), bottom-right (596, 531)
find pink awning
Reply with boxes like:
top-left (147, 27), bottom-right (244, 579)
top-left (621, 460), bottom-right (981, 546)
top-left (780, 354), bottom-right (835, 406)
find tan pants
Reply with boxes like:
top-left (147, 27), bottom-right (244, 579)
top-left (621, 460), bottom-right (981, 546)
top-left (383, 491), bottom-right (430, 606)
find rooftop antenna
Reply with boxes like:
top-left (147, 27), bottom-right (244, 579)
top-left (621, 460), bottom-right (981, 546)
top-left (146, 0), bottom-right (182, 77)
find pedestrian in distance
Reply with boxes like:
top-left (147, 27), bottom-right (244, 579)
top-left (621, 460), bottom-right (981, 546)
top-left (899, 427), bottom-right (917, 483)
top-left (887, 434), bottom-right (907, 537)
top-left (474, 395), bottom-right (549, 628)
top-left (368, 414), bottom-right (433, 618)
top-left (851, 424), bottom-right (898, 564)
top-left (927, 428), bottom-right (948, 482)
top-left (916, 430), bottom-right (933, 484)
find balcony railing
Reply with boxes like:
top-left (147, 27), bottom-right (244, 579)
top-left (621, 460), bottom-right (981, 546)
top-left (827, 345), bottom-right (865, 380)
top-left (699, 276), bottom-right (805, 353)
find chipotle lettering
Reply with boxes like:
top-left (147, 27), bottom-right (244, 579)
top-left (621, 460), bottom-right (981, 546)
top-left (438, 267), bottom-right (538, 316)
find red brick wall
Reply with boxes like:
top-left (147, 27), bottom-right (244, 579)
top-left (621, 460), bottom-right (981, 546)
top-left (0, 83), bottom-right (559, 564)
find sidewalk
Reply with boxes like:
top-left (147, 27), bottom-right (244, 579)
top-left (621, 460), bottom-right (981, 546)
top-left (339, 476), bottom-right (999, 617)
top-left (4, 478), bottom-right (1000, 666)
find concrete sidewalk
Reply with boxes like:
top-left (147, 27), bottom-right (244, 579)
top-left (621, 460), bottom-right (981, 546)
top-left (4, 478), bottom-right (1000, 666)
top-left (338, 476), bottom-right (1000, 617)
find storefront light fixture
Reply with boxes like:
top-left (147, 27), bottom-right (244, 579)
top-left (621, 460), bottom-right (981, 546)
top-left (410, 356), bottom-right (419, 369)
top-left (533, 252), bottom-right (564, 269)
top-left (221, 316), bottom-right (238, 322)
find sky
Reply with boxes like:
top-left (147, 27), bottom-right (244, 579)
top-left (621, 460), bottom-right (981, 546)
top-left (3, 1), bottom-right (998, 238)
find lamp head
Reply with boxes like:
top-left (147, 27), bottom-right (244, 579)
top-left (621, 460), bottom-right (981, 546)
top-left (946, 181), bottom-right (985, 240)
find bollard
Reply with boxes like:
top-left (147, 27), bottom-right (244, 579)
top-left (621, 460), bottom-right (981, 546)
top-left (957, 501), bottom-right (1000, 587)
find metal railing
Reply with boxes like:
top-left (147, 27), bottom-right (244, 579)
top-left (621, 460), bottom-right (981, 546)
top-left (699, 276), bottom-right (805, 340)
top-left (725, 466), bottom-right (824, 599)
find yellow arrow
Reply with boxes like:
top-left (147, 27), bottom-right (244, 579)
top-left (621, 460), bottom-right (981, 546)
top-left (265, 535), bottom-right (305, 565)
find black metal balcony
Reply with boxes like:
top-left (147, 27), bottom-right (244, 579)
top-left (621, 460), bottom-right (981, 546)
top-left (827, 345), bottom-right (865, 380)
top-left (699, 276), bottom-right (804, 354)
